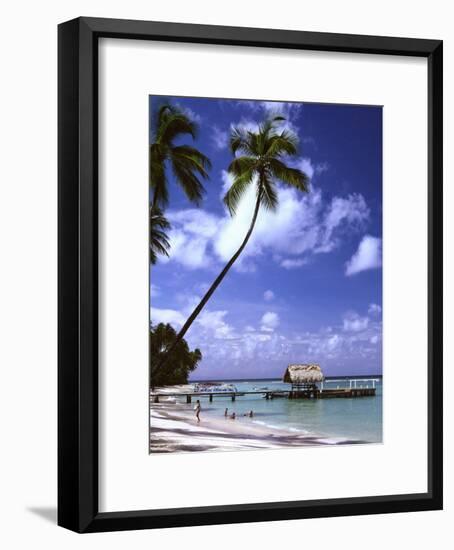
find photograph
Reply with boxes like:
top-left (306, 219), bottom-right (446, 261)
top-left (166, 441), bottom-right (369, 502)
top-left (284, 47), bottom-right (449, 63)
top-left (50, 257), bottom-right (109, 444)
top-left (0, 0), bottom-right (445, 541)
top-left (149, 95), bottom-right (383, 454)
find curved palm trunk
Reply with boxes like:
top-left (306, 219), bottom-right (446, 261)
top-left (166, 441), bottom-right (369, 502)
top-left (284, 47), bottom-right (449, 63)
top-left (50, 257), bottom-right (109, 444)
top-left (156, 192), bottom-right (262, 371)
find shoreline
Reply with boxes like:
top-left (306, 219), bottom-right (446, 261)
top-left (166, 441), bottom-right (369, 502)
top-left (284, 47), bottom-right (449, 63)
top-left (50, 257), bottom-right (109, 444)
top-left (150, 399), bottom-right (367, 454)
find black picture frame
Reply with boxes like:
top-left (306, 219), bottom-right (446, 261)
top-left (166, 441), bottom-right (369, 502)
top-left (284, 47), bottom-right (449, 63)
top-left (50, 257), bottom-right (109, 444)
top-left (58, 16), bottom-right (443, 533)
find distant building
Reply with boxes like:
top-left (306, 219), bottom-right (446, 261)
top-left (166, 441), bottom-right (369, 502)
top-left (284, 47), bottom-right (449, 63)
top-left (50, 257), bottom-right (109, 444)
top-left (283, 364), bottom-right (324, 390)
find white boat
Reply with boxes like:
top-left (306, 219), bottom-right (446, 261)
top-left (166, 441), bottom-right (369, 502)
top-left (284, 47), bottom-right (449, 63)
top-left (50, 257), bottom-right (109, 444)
top-left (193, 382), bottom-right (238, 393)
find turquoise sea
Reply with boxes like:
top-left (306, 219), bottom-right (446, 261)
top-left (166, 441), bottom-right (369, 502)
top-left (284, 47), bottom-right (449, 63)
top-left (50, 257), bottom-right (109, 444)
top-left (186, 377), bottom-right (383, 443)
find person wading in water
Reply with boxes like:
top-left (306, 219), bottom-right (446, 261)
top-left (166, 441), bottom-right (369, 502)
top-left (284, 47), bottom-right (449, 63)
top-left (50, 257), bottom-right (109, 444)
top-left (194, 400), bottom-right (201, 423)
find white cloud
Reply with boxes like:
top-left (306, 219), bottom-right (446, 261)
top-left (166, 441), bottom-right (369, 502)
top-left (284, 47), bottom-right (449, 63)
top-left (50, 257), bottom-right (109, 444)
top-left (228, 100), bottom-right (303, 137)
top-left (151, 308), bottom-right (185, 328)
top-left (151, 297), bottom-right (238, 343)
top-left (168, 209), bottom-right (219, 238)
top-left (214, 182), bottom-right (368, 269)
top-left (237, 99), bottom-right (302, 116)
top-left (326, 334), bottom-right (343, 351)
top-left (260, 100), bottom-right (303, 118)
top-left (240, 101), bottom-right (303, 132)
top-left (368, 303), bottom-right (382, 316)
top-left (281, 258), bottom-right (308, 269)
top-left (315, 162), bottom-right (329, 174)
top-left (261, 311), bottom-right (280, 332)
top-left (197, 309), bottom-right (236, 340)
top-left (220, 170), bottom-right (234, 199)
top-left (345, 235), bottom-right (382, 276)
top-left (318, 194), bottom-right (370, 253)
top-left (167, 302), bottom-right (383, 377)
top-left (150, 283), bottom-right (160, 297)
top-left (296, 157), bottom-right (315, 180)
top-left (289, 158), bottom-right (328, 184)
top-left (164, 172), bottom-right (370, 272)
top-left (343, 312), bottom-right (369, 332)
top-left (211, 125), bottom-right (228, 150)
top-left (164, 230), bottom-right (212, 270)
top-left (174, 102), bottom-right (201, 124)
top-left (263, 290), bottom-right (275, 301)
top-left (162, 209), bottom-right (219, 269)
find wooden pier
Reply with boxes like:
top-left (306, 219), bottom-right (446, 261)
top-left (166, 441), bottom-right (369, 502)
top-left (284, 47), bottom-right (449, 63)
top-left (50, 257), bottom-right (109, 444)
top-left (150, 384), bottom-right (377, 403)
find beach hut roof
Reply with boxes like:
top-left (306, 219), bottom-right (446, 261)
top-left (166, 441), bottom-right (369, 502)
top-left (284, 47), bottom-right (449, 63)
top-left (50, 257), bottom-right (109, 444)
top-left (283, 364), bottom-right (324, 384)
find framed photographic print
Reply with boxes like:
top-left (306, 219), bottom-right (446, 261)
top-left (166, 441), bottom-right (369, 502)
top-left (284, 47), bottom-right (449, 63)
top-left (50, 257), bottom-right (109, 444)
top-left (58, 17), bottom-right (443, 532)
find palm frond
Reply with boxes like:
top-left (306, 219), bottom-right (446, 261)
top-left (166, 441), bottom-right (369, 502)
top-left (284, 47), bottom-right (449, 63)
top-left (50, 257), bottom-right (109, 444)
top-left (157, 104), bottom-right (175, 119)
top-left (269, 158), bottom-right (309, 193)
top-left (149, 146), bottom-right (169, 208)
top-left (248, 130), bottom-right (262, 156)
top-left (223, 170), bottom-right (255, 215)
top-left (171, 161), bottom-right (206, 206)
top-left (227, 156), bottom-right (257, 177)
top-left (150, 102), bottom-right (211, 209)
top-left (158, 112), bottom-right (198, 144)
top-left (258, 117), bottom-right (274, 134)
top-left (259, 176), bottom-right (279, 211)
top-left (171, 145), bottom-right (212, 178)
top-left (265, 132), bottom-right (298, 157)
top-left (149, 207), bottom-right (171, 264)
top-left (230, 127), bottom-right (256, 156)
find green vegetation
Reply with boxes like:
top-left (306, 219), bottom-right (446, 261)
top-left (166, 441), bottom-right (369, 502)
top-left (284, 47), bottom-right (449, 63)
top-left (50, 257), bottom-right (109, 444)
top-left (149, 103), bottom-right (211, 210)
top-left (149, 206), bottom-right (171, 265)
top-left (149, 103), bottom-right (211, 265)
top-left (149, 323), bottom-right (202, 388)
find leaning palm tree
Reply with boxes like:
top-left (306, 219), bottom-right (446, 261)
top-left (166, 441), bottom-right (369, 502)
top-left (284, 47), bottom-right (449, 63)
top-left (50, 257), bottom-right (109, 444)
top-left (149, 207), bottom-right (171, 265)
top-left (150, 103), bottom-right (212, 211)
top-left (157, 116), bottom-right (309, 368)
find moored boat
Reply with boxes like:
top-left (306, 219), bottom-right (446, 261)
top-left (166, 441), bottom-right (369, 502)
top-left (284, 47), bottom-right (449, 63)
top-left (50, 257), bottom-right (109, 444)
top-left (193, 382), bottom-right (238, 393)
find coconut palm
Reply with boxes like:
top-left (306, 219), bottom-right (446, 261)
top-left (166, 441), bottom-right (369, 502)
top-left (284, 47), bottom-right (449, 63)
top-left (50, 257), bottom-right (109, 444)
top-left (150, 103), bottom-right (211, 210)
top-left (149, 207), bottom-right (171, 265)
top-left (158, 116), bottom-right (309, 368)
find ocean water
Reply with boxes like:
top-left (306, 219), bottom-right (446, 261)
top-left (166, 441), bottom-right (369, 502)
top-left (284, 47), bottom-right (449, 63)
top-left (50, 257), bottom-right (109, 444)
top-left (184, 377), bottom-right (383, 443)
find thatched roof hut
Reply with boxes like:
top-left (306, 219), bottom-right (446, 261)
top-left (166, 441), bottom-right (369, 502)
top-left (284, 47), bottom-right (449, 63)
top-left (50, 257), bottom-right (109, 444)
top-left (283, 364), bottom-right (324, 386)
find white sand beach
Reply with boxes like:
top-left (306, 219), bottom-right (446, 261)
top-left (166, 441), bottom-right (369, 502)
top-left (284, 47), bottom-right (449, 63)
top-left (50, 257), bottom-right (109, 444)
top-left (150, 396), bottom-right (363, 453)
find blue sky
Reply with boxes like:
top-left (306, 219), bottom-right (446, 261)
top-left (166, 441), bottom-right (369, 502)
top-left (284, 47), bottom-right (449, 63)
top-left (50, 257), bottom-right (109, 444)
top-left (150, 96), bottom-right (382, 379)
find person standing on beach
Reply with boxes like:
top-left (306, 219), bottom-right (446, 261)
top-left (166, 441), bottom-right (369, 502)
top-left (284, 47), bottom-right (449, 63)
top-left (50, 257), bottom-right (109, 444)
top-left (194, 400), bottom-right (201, 423)
top-left (224, 408), bottom-right (228, 417)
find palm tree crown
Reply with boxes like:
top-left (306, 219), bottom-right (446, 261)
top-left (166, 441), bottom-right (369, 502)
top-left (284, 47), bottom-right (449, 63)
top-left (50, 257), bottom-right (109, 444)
top-left (149, 104), bottom-right (212, 210)
top-left (225, 116), bottom-right (309, 215)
